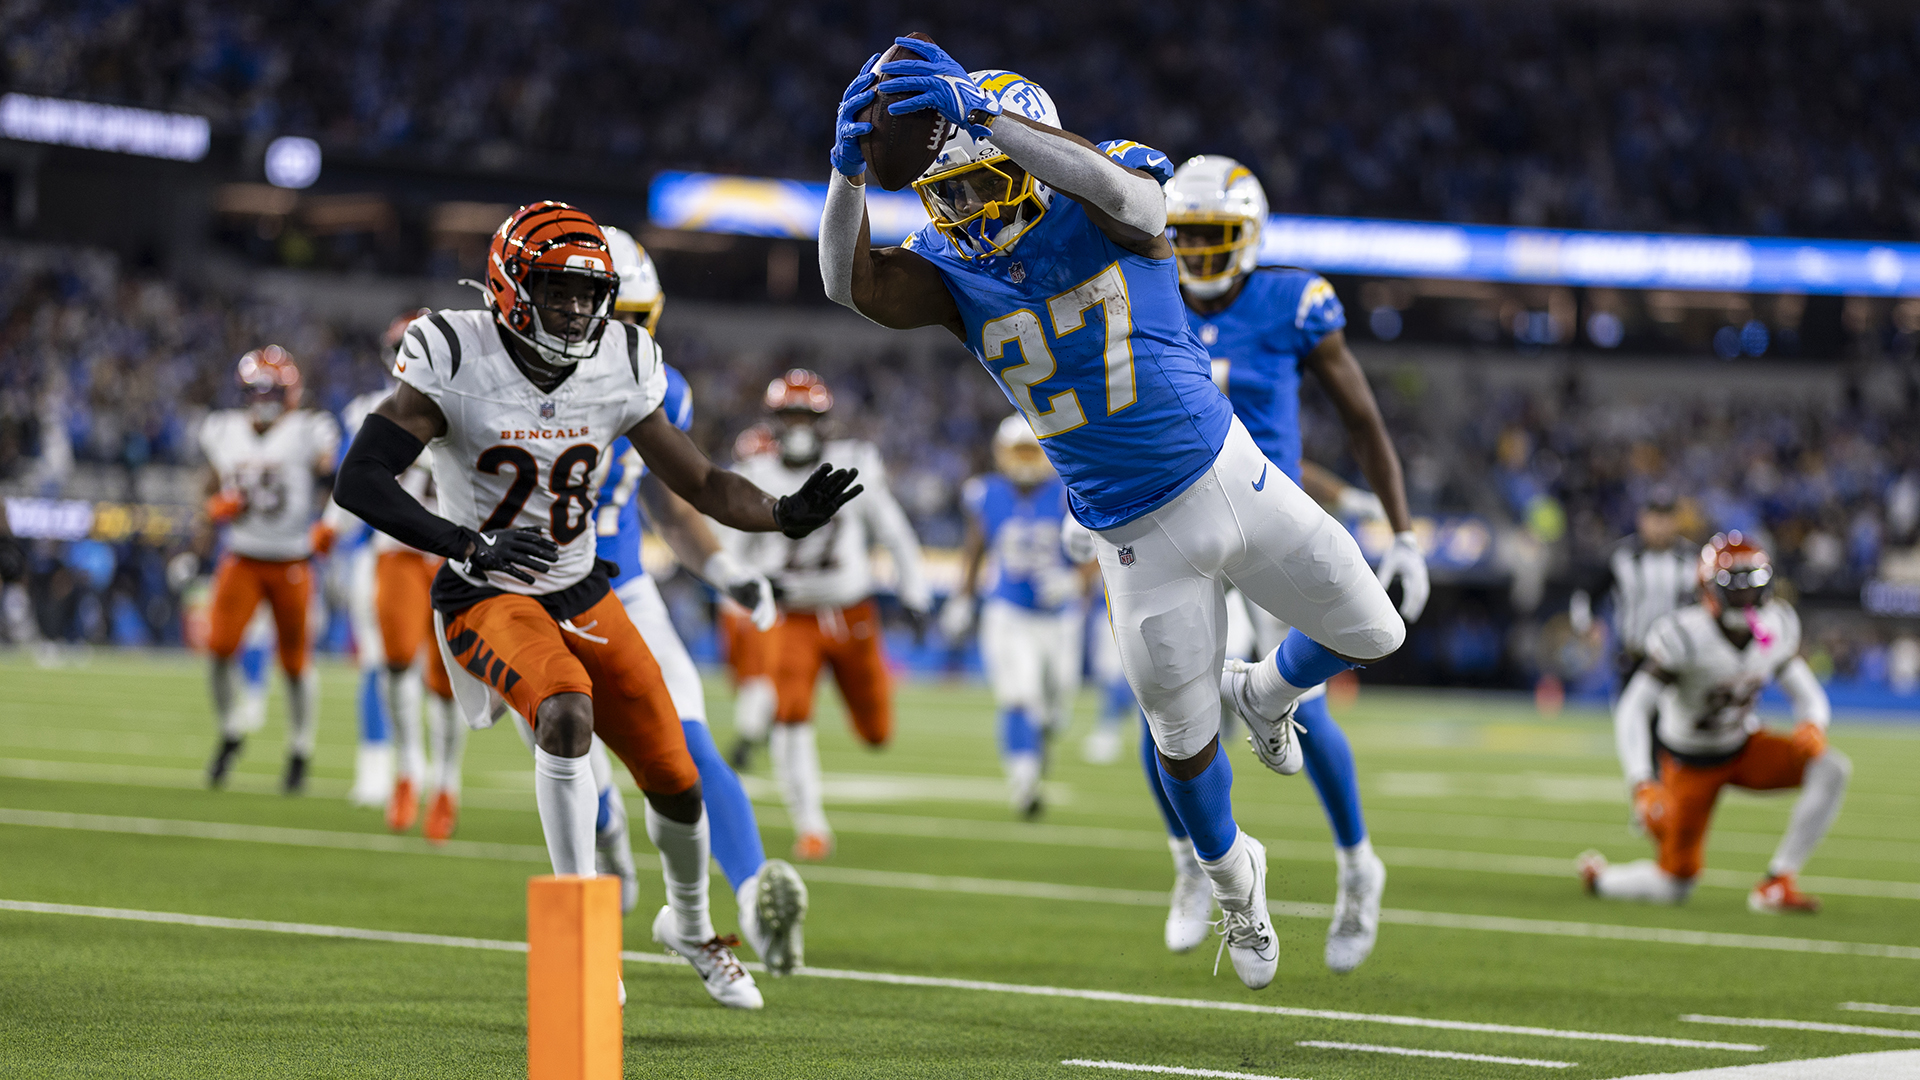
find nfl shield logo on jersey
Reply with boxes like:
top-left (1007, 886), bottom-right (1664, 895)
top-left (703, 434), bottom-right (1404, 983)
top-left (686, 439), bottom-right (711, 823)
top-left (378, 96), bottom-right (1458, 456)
top-left (539, 400), bottom-right (556, 420)
top-left (1117, 546), bottom-right (1135, 567)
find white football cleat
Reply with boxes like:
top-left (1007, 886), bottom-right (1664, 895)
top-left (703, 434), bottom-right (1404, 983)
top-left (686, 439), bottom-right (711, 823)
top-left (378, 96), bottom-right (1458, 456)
top-left (1166, 868), bottom-right (1214, 953)
top-left (1220, 658), bottom-right (1305, 775)
top-left (1213, 835), bottom-right (1279, 990)
top-left (1325, 848), bottom-right (1386, 973)
top-left (739, 859), bottom-right (809, 977)
top-left (1576, 849), bottom-right (1607, 896)
top-left (347, 743), bottom-right (393, 808)
top-left (650, 906), bottom-right (763, 1010)
top-left (594, 793), bottom-right (640, 915)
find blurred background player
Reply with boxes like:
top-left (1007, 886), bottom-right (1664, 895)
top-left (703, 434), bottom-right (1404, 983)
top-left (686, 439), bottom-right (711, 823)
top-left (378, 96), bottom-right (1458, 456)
top-left (1581, 533), bottom-right (1850, 912)
top-left (723, 422), bottom-right (780, 769)
top-left (732, 369), bottom-right (931, 861)
top-left (1152, 154), bottom-right (1428, 972)
top-left (200, 346), bottom-right (341, 793)
top-left (1571, 485), bottom-right (1697, 696)
top-left (944, 414), bottom-right (1086, 817)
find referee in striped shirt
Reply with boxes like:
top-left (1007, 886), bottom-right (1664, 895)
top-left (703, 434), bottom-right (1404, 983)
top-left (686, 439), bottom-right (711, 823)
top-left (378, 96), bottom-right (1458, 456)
top-left (1571, 487), bottom-right (1696, 693)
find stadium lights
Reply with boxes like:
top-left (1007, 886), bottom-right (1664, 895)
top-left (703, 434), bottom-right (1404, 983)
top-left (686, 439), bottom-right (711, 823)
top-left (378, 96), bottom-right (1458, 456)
top-left (0, 93), bottom-right (209, 162)
top-left (649, 171), bottom-right (1920, 297)
top-left (264, 136), bottom-right (322, 189)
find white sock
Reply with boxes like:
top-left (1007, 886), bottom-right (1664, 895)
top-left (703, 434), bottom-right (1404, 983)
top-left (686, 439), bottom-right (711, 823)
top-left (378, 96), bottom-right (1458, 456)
top-left (1169, 836), bottom-right (1202, 879)
top-left (1595, 859), bottom-right (1693, 904)
top-left (386, 667), bottom-right (425, 783)
top-left (239, 672), bottom-right (270, 736)
top-left (1197, 831), bottom-right (1254, 905)
top-left (1770, 750), bottom-right (1851, 877)
top-left (426, 694), bottom-right (464, 796)
top-left (735, 677), bottom-right (775, 743)
top-left (1005, 751), bottom-right (1041, 808)
top-left (769, 722), bottom-right (830, 836)
top-left (532, 747), bottom-right (598, 876)
top-left (210, 659), bottom-right (241, 738)
top-left (1246, 646), bottom-right (1313, 718)
top-left (284, 669), bottom-right (318, 757)
top-left (646, 803), bottom-right (715, 943)
top-left (1334, 837), bottom-right (1376, 875)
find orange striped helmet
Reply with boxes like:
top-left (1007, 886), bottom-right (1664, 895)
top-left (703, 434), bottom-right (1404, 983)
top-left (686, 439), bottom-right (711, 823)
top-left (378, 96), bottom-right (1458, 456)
top-left (764, 369), bottom-right (833, 414)
top-left (237, 345), bottom-right (301, 419)
top-left (487, 201), bottom-right (618, 366)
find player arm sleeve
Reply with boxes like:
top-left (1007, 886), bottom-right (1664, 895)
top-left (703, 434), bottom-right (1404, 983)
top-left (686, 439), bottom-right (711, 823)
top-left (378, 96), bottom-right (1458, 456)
top-left (864, 460), bottom-right (930, 611)
top-left (1614, 668), bottom-right (1662, 788)
top-left (333, 414), bottom-right (468, 559)
top-left (1777, 655), bottom-right (1830, 731)
top-left (820, 171), bottom-right (866, 313)
top-left (987, 120), bottom-right (1166, 236)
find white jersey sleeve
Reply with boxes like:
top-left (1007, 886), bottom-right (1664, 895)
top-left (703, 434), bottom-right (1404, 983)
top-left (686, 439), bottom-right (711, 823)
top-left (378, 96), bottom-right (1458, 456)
top-left (856, 446), bottom-right (929, 612)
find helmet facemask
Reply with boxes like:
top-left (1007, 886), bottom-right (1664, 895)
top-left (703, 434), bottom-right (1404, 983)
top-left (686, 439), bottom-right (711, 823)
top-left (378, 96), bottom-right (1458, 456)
top-left (1169, 217), bottom-right (1260, 298)
top-left (776, 415), bottom-right (822, 469)
top-left (915, 152), bottom-right (1048, 260)
top-left (505, 265), bottom-right (616, 368)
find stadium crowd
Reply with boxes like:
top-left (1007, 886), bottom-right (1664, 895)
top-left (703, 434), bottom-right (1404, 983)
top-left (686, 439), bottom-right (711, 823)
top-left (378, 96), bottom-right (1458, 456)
top-left (6, 0), bottom-right (1918, 241)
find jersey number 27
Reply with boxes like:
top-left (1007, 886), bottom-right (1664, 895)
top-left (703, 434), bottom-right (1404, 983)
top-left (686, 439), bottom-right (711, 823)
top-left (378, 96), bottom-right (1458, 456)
top-left (982, 262), bottom-right (1136, 438)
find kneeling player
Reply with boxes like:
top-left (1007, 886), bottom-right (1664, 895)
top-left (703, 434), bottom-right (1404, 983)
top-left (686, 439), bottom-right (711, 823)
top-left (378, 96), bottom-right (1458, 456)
top-left (335, 203), bottom-right (858, 1008)
top-left (1581, 533), bottom-right (1850, 912)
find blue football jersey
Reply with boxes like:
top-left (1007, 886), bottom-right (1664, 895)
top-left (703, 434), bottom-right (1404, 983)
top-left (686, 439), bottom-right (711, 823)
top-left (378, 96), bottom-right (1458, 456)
top-left (1188, 269), bottom-right (1345, 484)
top-left (964, 473), bottom-right (1074, 611)
top-left (906, 143), bottom-right (1231, 531)
top-left (596, 363), bottom-right (692, 587)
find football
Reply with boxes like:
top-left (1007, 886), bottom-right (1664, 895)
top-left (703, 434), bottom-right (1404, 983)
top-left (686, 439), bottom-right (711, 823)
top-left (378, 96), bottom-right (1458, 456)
top-left (857, 32), bottom-right (950, 191)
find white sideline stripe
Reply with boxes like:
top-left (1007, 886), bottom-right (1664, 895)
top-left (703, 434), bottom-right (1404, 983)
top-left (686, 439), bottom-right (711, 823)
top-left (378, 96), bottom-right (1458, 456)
top-left (1681, 1014), bottom-right (1920, 1039)
top-left (0, 898), bottom-right (1762, 1051)
top-left (1062, 1060), bottom-right (1301, 1079)
top-left (1845, 1002), bottom-right (1920, 1017)
top-left (1605, 1049), bottom-right (1920, 1079)
top-left (6, 808), bottom-right (1919, 964)
top-left (1295, 1040), bottom-right (1574, 1068)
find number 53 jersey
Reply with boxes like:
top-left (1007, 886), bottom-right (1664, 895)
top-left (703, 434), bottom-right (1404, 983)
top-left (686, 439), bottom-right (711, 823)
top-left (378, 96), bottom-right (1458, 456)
top-left (392, 309), bottom-right (666, 597)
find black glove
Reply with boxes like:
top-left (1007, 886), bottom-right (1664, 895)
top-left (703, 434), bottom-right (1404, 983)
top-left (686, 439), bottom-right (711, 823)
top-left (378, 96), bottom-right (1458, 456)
top-left (902, 605), bottom-right (929, 647)
top-left (773, 464), bottom-right (863, 539)
top-left (455, 526), bottom-right (558, 586)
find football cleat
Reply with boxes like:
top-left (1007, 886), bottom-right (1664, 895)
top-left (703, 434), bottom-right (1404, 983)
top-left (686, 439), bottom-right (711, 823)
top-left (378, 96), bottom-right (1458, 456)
top-left (650, 906), bottom-right (763, 1010)
top-left (347, 744), bottom-right (393, 809)
top-left (207, 737), bottom-right (243, 789)
top-left (792, 831), bottom-right (834, 863)
top-left (1325, 849), bottom-right (1386, 974)
top-left (1220, 659), bottom-right (1305, 775)
top-left (594, 792), bottom-right (640, 915)
top-left (386, 777), bottom-right (418, 832)
top-left (1576, 849), bottom-right (1607, 896)
top-left (740, 859), bottom-right (809, 977)
top-left (281, 754), bottom-right (308, 796)
top-left (1166, 868), bottom-right (1214, 953)
top-left (1749, 873), bottom-right (1820, 914)
top-left (1213, 835), bottom-right (1279, 990)
top-left (423, 790), bottom-right (459, 844)
top-left (728, 738), bottom-right (757, 771)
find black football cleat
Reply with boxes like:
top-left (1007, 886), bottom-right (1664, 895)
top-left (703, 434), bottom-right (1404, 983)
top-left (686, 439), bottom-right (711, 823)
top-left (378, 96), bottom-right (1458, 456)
top-left (282, 754), bottom-right (308, 795)
top-left (207, 737), bottom-right (243, 789)
top-left (728, 738), bottom-right (756, 771)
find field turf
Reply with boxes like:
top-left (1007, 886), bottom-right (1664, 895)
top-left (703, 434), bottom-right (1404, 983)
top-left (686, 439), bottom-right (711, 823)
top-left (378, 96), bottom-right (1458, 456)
top-left (2, 650), bottom-right (1918, 1078)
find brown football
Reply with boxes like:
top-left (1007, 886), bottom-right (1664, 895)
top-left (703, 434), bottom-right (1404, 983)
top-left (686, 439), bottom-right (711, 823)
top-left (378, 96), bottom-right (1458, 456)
top-left (857, 32), bottom-right (951, 192)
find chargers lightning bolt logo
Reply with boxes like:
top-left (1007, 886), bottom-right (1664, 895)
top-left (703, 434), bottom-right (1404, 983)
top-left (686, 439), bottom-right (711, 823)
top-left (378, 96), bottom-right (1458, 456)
top-left (1252, 464), bottom-right (1268, 492)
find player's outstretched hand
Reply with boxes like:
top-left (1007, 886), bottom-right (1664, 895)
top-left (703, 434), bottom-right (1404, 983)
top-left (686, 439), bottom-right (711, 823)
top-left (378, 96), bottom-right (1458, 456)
top-left (704, 552), bottom-right (778, 632)
top-left (878, 36), bottom-right (999, 136)
top-left (456, 526), bottom-right (558, 586)
top-left (774, 463), bottom-right (862, 539)
top-left (1376, 530), bottom-right (1430, 622)
top-left (831, 54), bottom-right (881, 176)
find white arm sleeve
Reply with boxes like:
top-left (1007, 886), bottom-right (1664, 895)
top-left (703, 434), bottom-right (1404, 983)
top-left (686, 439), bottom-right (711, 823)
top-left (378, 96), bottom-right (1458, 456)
top-left (988, 120), bottom-right (1166, 236)
top-left (1615, 669), bottom-right (1663, 788)
top-left (819, 171), bottom-right (868, 314)
top-left (1777, 656), bottom-right (1831, 730)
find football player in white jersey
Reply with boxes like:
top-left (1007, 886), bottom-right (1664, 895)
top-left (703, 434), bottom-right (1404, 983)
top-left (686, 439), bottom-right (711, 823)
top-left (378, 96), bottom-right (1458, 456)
top-left (334, 202), bottom-right (858, 1010)
top-left (199, 347), bottom-right (342, 793)
top-left (1580, 533), bottom-right (1851, 913)
top-left (945, 414), bottom-right (1088, 817)
top-left (731, 370), bottom-right (931, 861)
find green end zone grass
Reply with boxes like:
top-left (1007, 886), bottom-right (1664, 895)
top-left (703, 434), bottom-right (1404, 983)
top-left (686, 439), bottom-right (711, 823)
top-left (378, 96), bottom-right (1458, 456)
top-left (2, 651), bottom-right (1917, 1078)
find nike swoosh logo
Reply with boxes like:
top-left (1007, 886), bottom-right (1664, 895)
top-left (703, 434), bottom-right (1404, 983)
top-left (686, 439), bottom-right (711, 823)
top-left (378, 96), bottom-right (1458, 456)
top-left (1252, 465), bottom-right (1267, 492)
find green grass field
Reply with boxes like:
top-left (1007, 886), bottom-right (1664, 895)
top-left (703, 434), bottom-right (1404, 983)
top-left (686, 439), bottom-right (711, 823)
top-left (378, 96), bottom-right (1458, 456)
top-left (3, 650), bottom-right (1918, 1079)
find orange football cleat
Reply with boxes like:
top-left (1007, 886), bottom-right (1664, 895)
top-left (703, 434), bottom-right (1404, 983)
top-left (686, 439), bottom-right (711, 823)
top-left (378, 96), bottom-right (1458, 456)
top-left (386, 777), bottom-right (418, 833)
top-left (791, 832), bottom-right (834, 863)
top-left (1749, 873), bottom-right (1820, 914)
top-left (1576, 849), bottom-right (1607, 896)
top-left (423, 790), bottom-right (459, 844)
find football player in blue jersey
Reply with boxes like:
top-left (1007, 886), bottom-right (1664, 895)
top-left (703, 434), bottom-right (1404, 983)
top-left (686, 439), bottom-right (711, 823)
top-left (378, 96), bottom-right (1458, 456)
top-left (820, 40), bottom-right (1405, 990)
top-left (945, 414), bottom-right (1089, 818)
top-left (1151, 155), bottom-right (1430, 973)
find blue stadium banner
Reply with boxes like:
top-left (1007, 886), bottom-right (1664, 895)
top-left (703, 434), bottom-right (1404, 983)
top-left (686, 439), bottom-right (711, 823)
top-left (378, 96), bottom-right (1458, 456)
top-left (649, 171), bottom-right (928, 245)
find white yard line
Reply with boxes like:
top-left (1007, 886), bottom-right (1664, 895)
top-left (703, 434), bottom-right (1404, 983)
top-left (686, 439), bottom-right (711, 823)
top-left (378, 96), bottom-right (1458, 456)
top-left (6, 807), bottom-right (1919, 963)
top-left (1842, 1002), bottom-right (1920, 1017)
top-left (1681, 1015), bottom-right (1920, 1039)
top-left (0, 898), bottom-right (1762, 1051)
top-left (1062, 1060), bottom-right (1302, 1079)
top-left (1295, 1040), bottom-right (1574, 1068)
top-left (1604, 1049), bottom-right (1920, 1079)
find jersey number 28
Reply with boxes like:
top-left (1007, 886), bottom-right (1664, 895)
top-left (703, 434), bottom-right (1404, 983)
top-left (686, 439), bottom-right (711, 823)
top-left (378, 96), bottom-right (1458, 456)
top-left (982, 262), bottom-right (1136, 438)
top-left (477, 444), bottom-right (599, 544)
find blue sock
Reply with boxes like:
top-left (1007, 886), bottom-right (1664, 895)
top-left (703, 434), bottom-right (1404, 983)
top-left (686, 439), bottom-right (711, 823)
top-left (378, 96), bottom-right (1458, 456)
top-left (1274, 629), bottom-right (1354, 689)
top-left (683, 720), bottom-right (766, 893)
top-left (595, 785), bottom-right (614, 834)
top-left (240, 644), bottom-right (267, 690)
top-left (1154, 750), bottom-right (1239, 861)
top-left (1140, 727), bottom-right (1188, 839)
top-left (999, 707), bottom-right (1039, 756)
top-left (1295, 695), bottom-right (1367, 847)
top-left (1102, 678), bottom-right (1137, 724)
top-left (357, 668), bottom-right (389, 743)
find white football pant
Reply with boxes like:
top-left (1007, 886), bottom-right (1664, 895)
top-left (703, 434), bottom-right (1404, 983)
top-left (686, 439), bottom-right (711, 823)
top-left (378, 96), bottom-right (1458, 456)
top-left (616, 576), bottom-right (706, 724)
top-left (980, 598), bottom-right (1083, 735)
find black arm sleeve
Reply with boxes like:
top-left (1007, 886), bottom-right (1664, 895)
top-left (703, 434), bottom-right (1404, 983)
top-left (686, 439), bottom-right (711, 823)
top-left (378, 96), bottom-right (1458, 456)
top-left (334, 413), bottom-right (469, 559)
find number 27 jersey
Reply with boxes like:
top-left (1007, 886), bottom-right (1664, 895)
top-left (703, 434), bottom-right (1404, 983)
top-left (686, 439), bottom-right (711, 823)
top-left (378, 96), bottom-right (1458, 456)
top-left (392, 309), bottom-right (667, 597)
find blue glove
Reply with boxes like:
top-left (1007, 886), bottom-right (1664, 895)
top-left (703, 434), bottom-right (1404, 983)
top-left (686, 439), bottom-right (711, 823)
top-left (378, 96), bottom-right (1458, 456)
top-left (830, 54), bottom-right (881, 177)
top-left (876, 36), bottom-right (1000, 137)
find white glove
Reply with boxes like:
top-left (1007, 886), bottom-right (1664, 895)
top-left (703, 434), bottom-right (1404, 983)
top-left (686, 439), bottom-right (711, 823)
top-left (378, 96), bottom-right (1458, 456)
top-left (704, 552), bottom-right (777, 632)
top-left (1376, 530), bottom-right (1430, 622)
top-left (1335, 486), bottom-right (1387, 523)
top-left (1037, 568), bottom-right (1082, 609)
top-left (1060, 518), bottom-right (1097, 564)
top-left (939, 593), bottom-right (975, 643)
